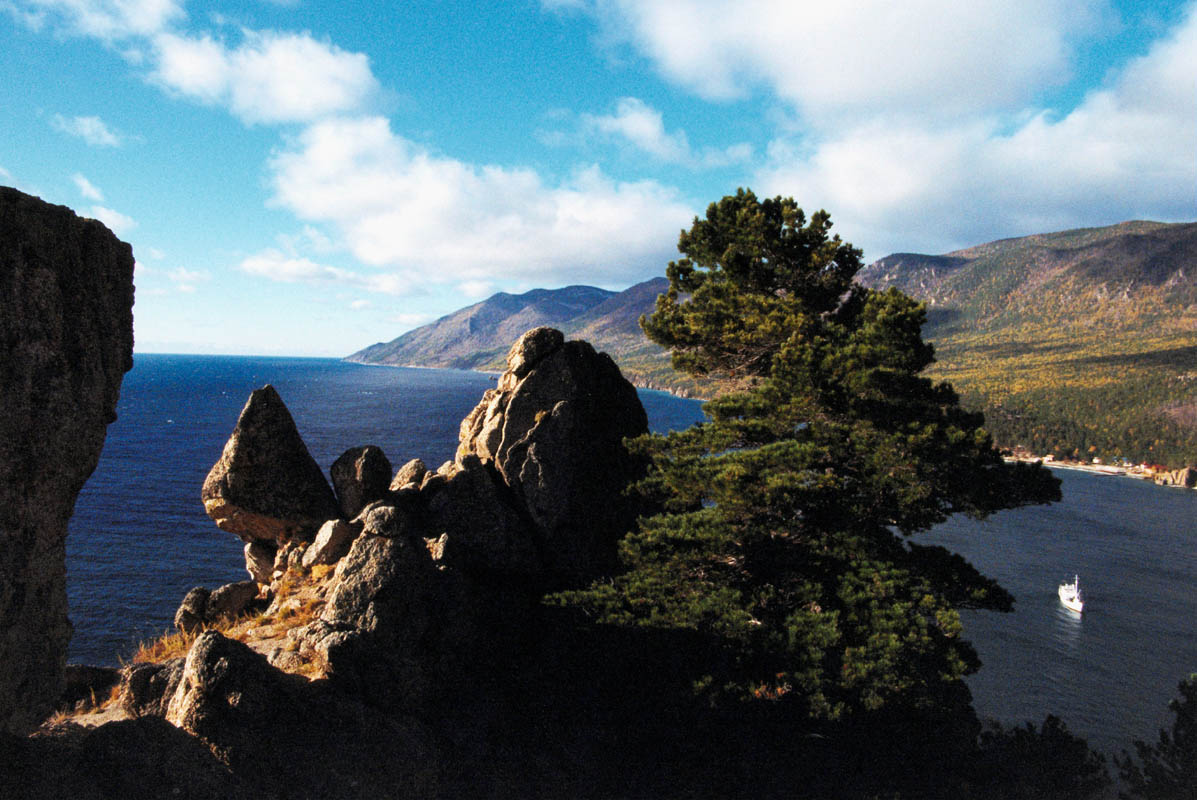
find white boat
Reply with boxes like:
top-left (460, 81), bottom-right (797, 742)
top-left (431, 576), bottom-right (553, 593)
top-left (1058, 575), bottom-right (1084, 613)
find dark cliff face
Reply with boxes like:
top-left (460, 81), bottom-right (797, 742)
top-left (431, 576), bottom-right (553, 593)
top-left (0, 187), bottom-right (135, 735)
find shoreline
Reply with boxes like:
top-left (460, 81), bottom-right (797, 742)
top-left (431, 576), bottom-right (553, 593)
top-left (1005, 456), bottom-right (1197, 489)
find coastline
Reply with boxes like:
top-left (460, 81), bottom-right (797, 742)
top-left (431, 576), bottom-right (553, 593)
top-left (1005, 455), bottom-right (1197, 489)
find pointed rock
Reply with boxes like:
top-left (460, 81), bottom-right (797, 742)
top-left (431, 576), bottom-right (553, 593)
top-left (201, 385), bottom-right (340, 545)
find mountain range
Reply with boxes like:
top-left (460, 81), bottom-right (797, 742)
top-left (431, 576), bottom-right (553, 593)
top-left (348, 220), bottom-right (1197, 464)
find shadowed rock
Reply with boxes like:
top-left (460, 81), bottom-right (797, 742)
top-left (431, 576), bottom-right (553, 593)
top-left (457, 327), bottom-right (649, 583)
top-left (0, 187), bottom-right (134, 735)
top-left (120, 659), bottom-right (185, 719)
top-left (331, 445), bottom-right (392, 519)
top-left (164, 631), bottom-right (437, 796)
top-left (201, 385), bottom-right (340, 545)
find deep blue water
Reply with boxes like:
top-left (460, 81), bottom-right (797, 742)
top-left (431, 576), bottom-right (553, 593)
top-left (66, 355), bottom-right (1195, 761)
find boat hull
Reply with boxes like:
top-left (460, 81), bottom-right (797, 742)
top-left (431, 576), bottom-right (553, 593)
top-left (1058, 581), bottom-right (1084, 613)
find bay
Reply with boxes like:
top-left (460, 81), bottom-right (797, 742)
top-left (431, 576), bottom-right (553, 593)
top-left (922, 467), bottom-right (1197, 759)
top-left (65, 354), bottom-right (1194, 762)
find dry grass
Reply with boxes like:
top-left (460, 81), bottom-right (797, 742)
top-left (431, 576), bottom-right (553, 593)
top-left (132, 628), bottom-right (204, 664)
top-left (127, 561), bottom-right (337, 679)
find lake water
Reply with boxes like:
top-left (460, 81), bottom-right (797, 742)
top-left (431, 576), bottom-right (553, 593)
top-left (65, 354), bottom-right (1195, 761)
top-left (922, 467), bottom-right (1197, 758)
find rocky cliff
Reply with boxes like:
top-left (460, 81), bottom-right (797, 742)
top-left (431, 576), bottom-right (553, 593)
top-left (0, 187), bottom-right (134, 735)
top-left (10, 328), bottom-right (651, 796)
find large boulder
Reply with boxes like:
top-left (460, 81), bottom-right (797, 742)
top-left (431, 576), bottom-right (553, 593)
top-left (456, 327), bottom-right (650, 583)
top-left (201, 385), bottom-right (340, 546)
top-left (165, 631), bottom-right (436, 796)
top-left (120, 658), bottom-right (186, 719)
top-left (0, 187), bottom-right (134, 735)
top-left (331, 445), bottom-right (392, 519)
top-left (425, 455), bottom-right (540, 575)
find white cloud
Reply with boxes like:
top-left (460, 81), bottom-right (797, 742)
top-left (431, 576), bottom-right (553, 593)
top-left (388, 311), bottom-right (435, 328)
top-left (349, 299), bottom-right (371, 310)
top-left (755, 4), bottom-right (1197, 258)
top-left (51, 114), bottom-right (123, 146)
top-left (88, 205), bottom-right (136, 235)
top-left (578, 97), bottom-right (752, 168)
top-left (240, 249), bottom-right (413, 295)
top-left (584, 97), bottom-right (690, 162)
top-left (151, 29), bottom-right (379, 124)
top-left (592, 0), bottom-right (1097, 125)
top-left (0, 165), bottom-right (12, 181)
top-left (458, 280), bottom-right (494, 299)
top-left (9, 0), bottom-right (184, 40)
top-left (168, 266), bottom-right (210, 293)
top-left (268, 115), bottom-right (695, 287)
top-left (71, 172), bottom-right (104, 200)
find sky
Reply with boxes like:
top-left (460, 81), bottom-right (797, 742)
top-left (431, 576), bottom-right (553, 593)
top-left (1, 0), bottom-right (1194, 356)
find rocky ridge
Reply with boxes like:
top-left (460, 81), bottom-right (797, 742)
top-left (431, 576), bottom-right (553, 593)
top-left (19, 327), bottom-right (650, 797)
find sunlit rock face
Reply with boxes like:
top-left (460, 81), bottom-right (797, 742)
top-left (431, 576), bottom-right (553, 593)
top-left (0, 186), bottom-right (134, 735)
top-left (201, 384), bottom-right (341, 549)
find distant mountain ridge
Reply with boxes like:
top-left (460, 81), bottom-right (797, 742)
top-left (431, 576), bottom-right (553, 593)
top-left (346, 278), bottom-right (686, 390)
top-left (858, 220), bottom-right (1197, 334)
top-left (347, 219), bottom-right (1197, 463)
top-left (349, 284), bottom-right (620, 371)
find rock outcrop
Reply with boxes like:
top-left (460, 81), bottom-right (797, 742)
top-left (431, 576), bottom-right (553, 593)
top-left (0, 187), bottom-right (134, 735)
top-left (201, 384), bottom-right (340, 551)
top-left (456, 326), bottom-right (650, 582)
top-left (331, 445), bottom-right (392, 519)
top-left (164, 631), bottom-right (436, 796)
top-left (108, 327), bottom-right (650, 793)
top-left (173, 581), bottom-right (260, 633)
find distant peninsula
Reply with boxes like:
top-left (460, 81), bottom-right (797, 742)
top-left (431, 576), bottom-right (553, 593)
top-left (349, 219), bottom-right (1197, 468)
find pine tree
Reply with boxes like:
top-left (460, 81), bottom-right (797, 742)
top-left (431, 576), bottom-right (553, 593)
top-left (1117, 675), bottom-right (1197, 800)
top-left (555, 190), bottom-right (1060, 720)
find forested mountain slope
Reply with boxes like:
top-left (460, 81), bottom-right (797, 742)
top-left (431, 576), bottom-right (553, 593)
top-left (858, 220), bottom-right (1197, 464)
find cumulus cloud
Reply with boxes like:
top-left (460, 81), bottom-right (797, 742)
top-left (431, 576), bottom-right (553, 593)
top-left (584, 97), bottom-right (690, 161)
top-left (755, 4), bottom-right (1197, 257)
top-left (589, 0), bottom-right (1096, 125)
top-left (51, 113), bottom-right (123, 146)
top-left (575, 97), bottom-right (752, 168)
top-left (240, 249), bottom-right (413, 295)
top-left (8, 0), bottom-right (184, 40)
top-left (151, 29), bottom-right (379, 124)
top-left (88, 205), bottom-right (136, 235)
top-left (71, 172), bottom-right (104, 200)
top-left (267, 115), bottom-right (695, 286)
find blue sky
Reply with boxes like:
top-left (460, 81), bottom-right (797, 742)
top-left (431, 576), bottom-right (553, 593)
top-left (2, 0), bottom-right (1194, 356)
